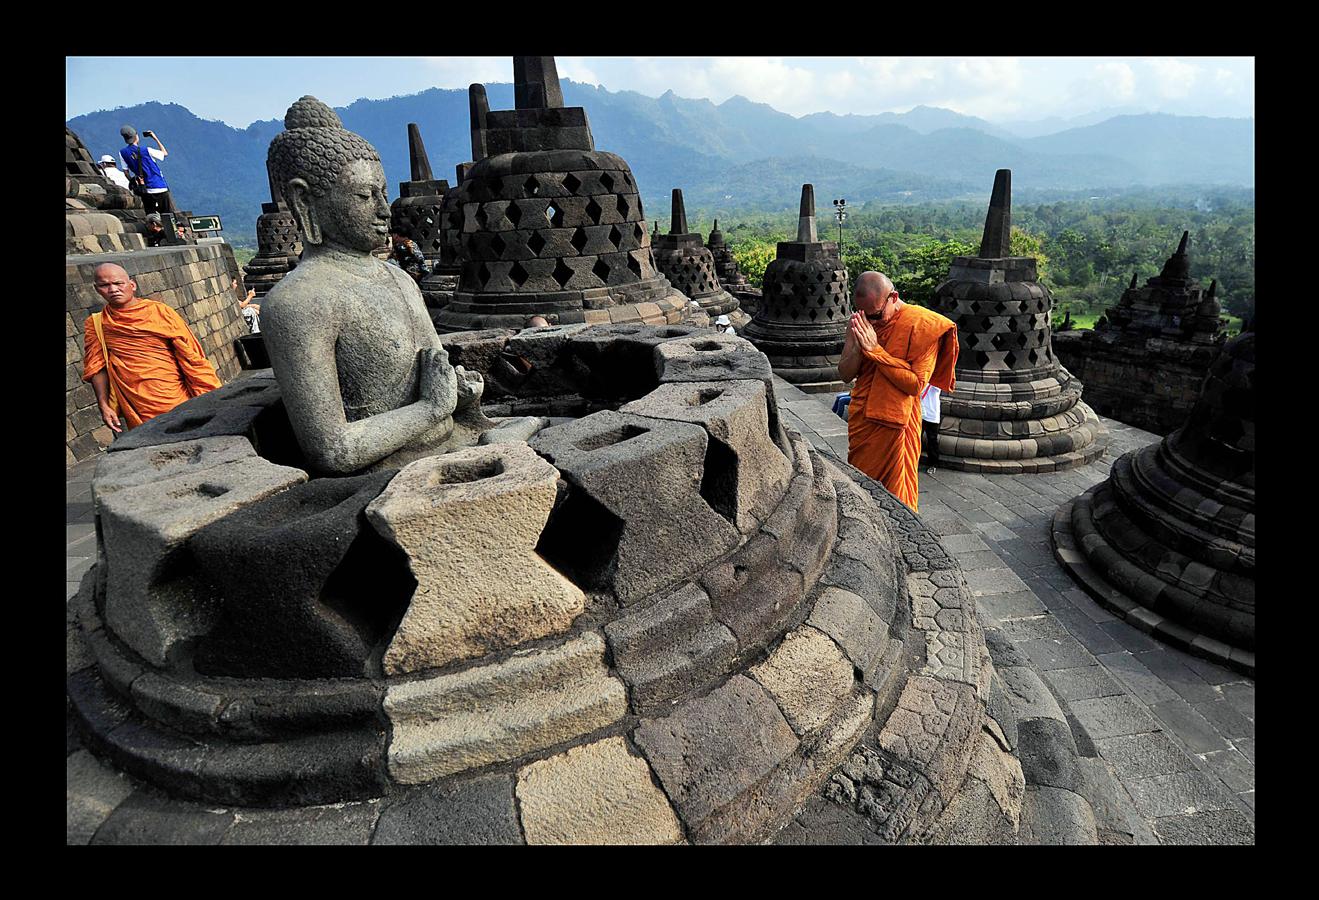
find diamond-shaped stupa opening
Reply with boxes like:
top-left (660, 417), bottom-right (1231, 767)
top-left (546, 204), bottom-right (564, 228)
top-left (615, 195), bottom-right (629, 219)
top-left (592, 258), bottom-right (611, 282)
top-left (627, 254), bottom-right (643, 277)
top-left (571, 228), bottom-right (588, 253)
top-left (585, 199), bottom-right (603, 225)
top-left (600, 172), bottom-right (615, 192)
top-left (528, 232), bottom-right (546, 256)
top-left (608, 225), bottom-right (623, 249)
top-left (562, 173), bottom-right (581, 194)
top-left (490, 233), bottom-right (507, 257)
top-left (552, 258), bottom-right (574, 288)
top-left (509, 261), bottom-right (529, 287)
top-left (506, 203), bottom-right (523, 227)
top-left (524, 176), bottom-right (540, 196)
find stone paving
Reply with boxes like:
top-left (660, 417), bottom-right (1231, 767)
top-left (65, 379), bottom-right (1255, 844)
top-left (772, 378), bottom-right (1254, 845)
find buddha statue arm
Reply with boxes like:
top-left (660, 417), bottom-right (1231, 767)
top-left (266, 309), bottom-right (456, 475)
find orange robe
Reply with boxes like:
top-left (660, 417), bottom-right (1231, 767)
top-left (848, 304), bottom-right (959, 512)
top-left (83, 298), bottom-right (221, 428)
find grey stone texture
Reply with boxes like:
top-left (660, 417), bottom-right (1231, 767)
top-left (749, 626), bottom-right (856, 734)
top-left (530, 410), bottom-right (740, 605)
top-left (621, 378), bottom-right (791, 533)
top-left (189, 469), bottom-right (405, 678)
top-left (222, 802), bottom-right (380, 845)
top-left (67, 749), bottom-right (134, 845)
top-left (383, 632), bottom-right (627, 783)
top-left (634, 675), bottom-right (798, 832)
top-left (373, 774), bottom-right (522, 845)
top-left (97, 455), bottom-right (307, 665)
top-left (92, 790), bottom-right (236, 845)
top-left (365, 444), bottom-right (585, 674)
top-left (66, 243), bottom-right (249, 464)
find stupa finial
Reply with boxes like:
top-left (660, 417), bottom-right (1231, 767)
top-left (1129, 271), bottom-right (1139, 290)
top-left (468, 84), bottom-right (490, 161)
top-left (978, 168), bottom-right (1012, 258)
top-left (514, 56), bottom-right (564, 110)
top-left (1158, 230), bottom-right (1192, 281)
top-left (407, 123), bottom-right (434, 182)
top-left (796, 184), bottom-right (818, 243)
top-left (670, 188), bottom-right (688, 235)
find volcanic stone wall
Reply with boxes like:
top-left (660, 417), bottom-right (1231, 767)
top-left (65, 243), bottom-right (248, 465)
top-left (1051, 336), bottom-right (1216, 436)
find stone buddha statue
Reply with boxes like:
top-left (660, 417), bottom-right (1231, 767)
top-left (264, 96), bottom-right (488, 474)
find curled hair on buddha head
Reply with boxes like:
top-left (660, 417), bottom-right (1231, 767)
top-left (268, 96), bottom-right (382, 246)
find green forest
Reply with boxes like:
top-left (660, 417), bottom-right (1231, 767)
top-left (710, 189), bottom-right (1254, 334)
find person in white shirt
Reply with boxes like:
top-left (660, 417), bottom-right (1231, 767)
top-left (98, 155), bottom-right (131, 190)
top-left (920, 384), bottom-right (941, 474)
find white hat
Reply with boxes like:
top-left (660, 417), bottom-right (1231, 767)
top-left (98, 155), bottom-right (116, 164)
top-left (714, 315), bottom-right (732, 326)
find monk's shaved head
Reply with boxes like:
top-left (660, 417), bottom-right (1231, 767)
top-left (93, 263), bottom-right (131, 282)
top-left (93, 263), bottom-right (138, 307)
top-left (855, 271), bottom-right (894, 302)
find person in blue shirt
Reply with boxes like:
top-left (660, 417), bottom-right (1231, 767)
top-left (119, 125), bottom-right (172, 215)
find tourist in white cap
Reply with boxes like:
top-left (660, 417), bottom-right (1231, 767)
top-left (98, 154), bottom-right (130, 190)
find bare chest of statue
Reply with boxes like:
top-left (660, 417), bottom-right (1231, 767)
top-left (331, 262), bottom-right (438, 421)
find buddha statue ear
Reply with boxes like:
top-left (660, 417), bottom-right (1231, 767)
top-left (285, 177), bottom-right (322, 246)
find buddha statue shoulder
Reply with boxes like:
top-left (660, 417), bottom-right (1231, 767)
top-left (263, 96), bottom-right (489, 474)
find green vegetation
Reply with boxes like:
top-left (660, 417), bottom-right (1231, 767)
top-left (232, 246), bottom-right (256, 270)
top-left (713, 192), bottom-right (1253, 336)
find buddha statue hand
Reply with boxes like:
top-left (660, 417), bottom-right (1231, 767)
top-left (418, 347), bottom-right (459, 421)
top-left (454, 365), bottom-right (484, 410)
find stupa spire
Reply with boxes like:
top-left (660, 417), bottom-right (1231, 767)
top-left (1159, 230), bottom-right (1191, 281)
top-left (670, 188), bottom-right (688, 235)
top-left (407, 123), bottom-right (434, 182)
top-left (978, 169), bottom-right (1012, 258)
top-left (514, 56), bottom-right (564, 110)
top-left (796, 184), bottom-right (818, 243)
top-left (1129, 271), bottom-right (1139, 290)
top-left (469, 83), bottom-right (490, 161)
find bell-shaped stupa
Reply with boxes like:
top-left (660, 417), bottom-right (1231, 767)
top-left (741, 184), bottom-right (851, 392)
top-left (242, 167), bottom-right (302, 300)
top-left (430, 57), bottom-right (688, 331)
top-left (930, 169), bottom-right (1105, 472)
top-left (1053, 231), bottom-right (1227, 435)
top-left (706, 218), bottom-right (761, 316)
top-left (390, 123), bottom-right (450, 262)
top-left (650, 189), bottom-right (748, 328)
top-left (1053, 322), bottom-right (1255, 674)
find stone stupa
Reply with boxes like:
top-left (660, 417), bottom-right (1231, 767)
top-left (930, 169), bottom-right (1105, 473)
top-left (741, 184), bottom-right (851, 393)
top-left (390, 122), bottom-right (450, 263)
top-left (706, 218), bottom-right (761, 316)
top-left (430, 57), bottom-right (689, 331)
top-left (650, 189), bottom-right (748, 328)
top-left (242, 168), bottom-right (302, 301)
top-left (1053, 231), bottom-right (1227, 435)
top-left (1053, 321), bottom-right (1254, 674)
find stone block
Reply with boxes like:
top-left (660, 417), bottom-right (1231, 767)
top-left (384, 632), bottom-right (627, 783)
top-left (1019, 786), bottom-right (1099, 845)
top-left (222, 803), bottom-right (381, 845)
top-left (603, 582), bottom-right (737, 714)
top-left (93, 436), bottom-right (258, 498)
top-left (366, 444), bottom-right (585, 674)
top-left (807, 586), bottom-right (889, 686)
top-left (633, 675), bottom-right (797, 830)
top-left (997, 665), bottom-right (1066, 721)
top-left (749, 626), bottom-right (855, 735)
top-left (107, 379), bottom-right (282, 453)
top-left (67, 749), bottom-right (134, 845)
top-left (515, 736), bottom-right (684, 845)
top-left (97, 457), bottom-right (307, 665)
top-left (621, 379), bottom-right (790, 533)
top-left (700, 530), bottom-right (805, 651)
top-left (1017, 717), bottom-right (1084, 792)
top-left (189, 470), bottom-right (407, 678)
top-left (373, 774), bottom-right (522, 845)
top-left (530, 411), bottom-right (740, 605)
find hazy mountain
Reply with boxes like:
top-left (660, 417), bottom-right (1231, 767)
top-left (67, 82), bottom-right (1254, 246)
top-left (997, 106), bottom-right (1150, 138)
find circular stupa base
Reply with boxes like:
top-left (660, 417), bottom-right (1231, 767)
top-left (1052, 494), bottom-right (1254, 676)
top-left (67, 328), bottom-right (1033, 844)
top-left (433, 283), bottom-right (690, 332)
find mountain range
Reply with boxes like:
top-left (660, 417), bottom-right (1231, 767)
top-left (66, 81), bottom-right (1254, 245)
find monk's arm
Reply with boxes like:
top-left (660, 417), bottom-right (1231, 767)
top-left (88, 370), bottom-right (122, 433)
top-left (160, 307), bottom-right (221, 395)
top-left (838, 327), bottom-right (863, 383)
top-left (862, 344), bottom-right (923, 396)
top-left (263, 302), bottom-right (452, 475)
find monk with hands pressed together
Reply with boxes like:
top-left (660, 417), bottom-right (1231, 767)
top-left (839, 271), bottom-right (958, 512)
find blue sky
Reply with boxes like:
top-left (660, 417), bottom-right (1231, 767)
top-left (66, 57), bottom-right (1254, 129)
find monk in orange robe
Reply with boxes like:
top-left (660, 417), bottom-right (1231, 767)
top-left (839, 271), bottom-right (958, 512)
top-left (83, 263), bottom-right (221, 433)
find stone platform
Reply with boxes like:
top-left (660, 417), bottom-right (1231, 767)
top-left (65, 377), bottom-right (1253, 845)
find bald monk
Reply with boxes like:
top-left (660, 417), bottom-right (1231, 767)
top-left (839, 271), bottom-right (958, 512)
top-left (83, 262), bottom-right (222, 434)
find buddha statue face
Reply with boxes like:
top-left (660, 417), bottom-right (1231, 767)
top-left (286, 158), bottom-right (391, 255)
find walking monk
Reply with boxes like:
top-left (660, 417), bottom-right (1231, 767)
top-left (83, 263), bottom-right (222, 434)
top-left (839, 271), bottom-right (958, 512)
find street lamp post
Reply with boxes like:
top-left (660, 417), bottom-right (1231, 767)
top-left (833, 198), bottom-right (847, 248)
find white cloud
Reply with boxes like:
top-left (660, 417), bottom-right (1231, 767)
top-left (1093, 61), bottom-right (1137, 99)
top-left (1145, 58), bottom-right (1200, 99)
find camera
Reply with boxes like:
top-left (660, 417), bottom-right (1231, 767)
top-left (142, 130), bottom-right (154, 137)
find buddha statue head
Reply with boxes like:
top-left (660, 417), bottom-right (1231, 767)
top-left (268, 96), bottom-right (389, 255)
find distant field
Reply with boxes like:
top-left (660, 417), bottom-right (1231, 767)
top-left (1055, 311), bottom-right (1242, 337)
top-left (232, 247), bottom-right (256, 269)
